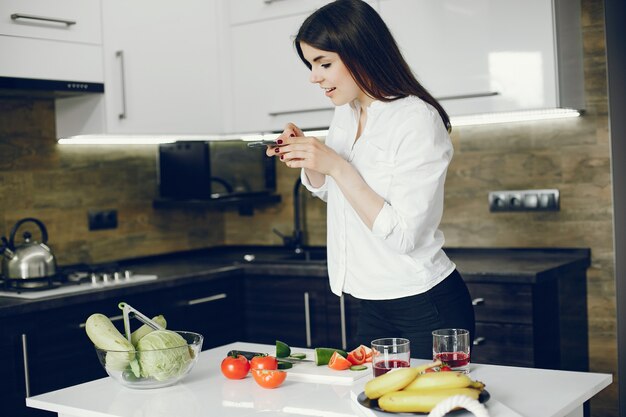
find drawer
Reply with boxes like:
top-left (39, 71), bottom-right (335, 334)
top-left (0, 35), bottom-right (103, 82)
top-left (471, 322), bottom-right (534, 367)
top-left (0, 0), bottom-right (101, 44)
top-left (466, 283), bottom-right (533, 324)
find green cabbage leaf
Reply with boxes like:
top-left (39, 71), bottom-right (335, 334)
top-left (136, 330), bottom-right (191, 381)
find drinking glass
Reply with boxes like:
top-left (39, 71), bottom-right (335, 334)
top-left (371, 338), bottom-right (410, 377)
top-left (432, 328), bottom-right (470, 373)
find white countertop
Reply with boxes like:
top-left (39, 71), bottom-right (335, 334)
top-left (27, 342), bottom-right (612, 417)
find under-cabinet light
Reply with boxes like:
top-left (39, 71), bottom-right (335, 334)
top-left (57, 130), bottom-right (330, 145)
top-left (56, 110), bottom-right (580, 145)
top-left (56, 134), bottom-right (227, 145)
top-left (450, 108), bottom-right (581, 127)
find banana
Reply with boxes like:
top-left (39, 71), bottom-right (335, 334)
top-left (403, 371), bottom-right (485, 391)
top-left (364, 361), bottom-right (441, 400)
top-left (378, 387), bottom-right (481, 413)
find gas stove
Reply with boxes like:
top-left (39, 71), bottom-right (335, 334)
top-left (0, 263), bottom-right (158, 299)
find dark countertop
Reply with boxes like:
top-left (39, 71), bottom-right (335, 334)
top-left (0, 246), bottom-right (590, 318)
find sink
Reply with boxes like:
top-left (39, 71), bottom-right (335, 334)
top-left (239, 249), bottom-right (326, 264)
top-left (280, 250), bottom-right (327, 262)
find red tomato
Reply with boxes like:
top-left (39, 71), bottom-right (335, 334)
top-left (250, 355), bottom-right (278, 371)
top-left (440, 365), bottom-right (453, 372)
top-left (251, 369), bottom-right (287, 388)
top-left (347, 346), bottom-right (367, 365)
top-left (221, 354), bottom-right (250, 380)
top-left (424, 368), bottom-right (436, 373)
top-left (328, 351), bottom-right (352, 370)
top-left (358, 344), bottom-right (373, 363)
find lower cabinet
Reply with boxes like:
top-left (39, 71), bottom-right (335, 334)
top-left (466, 271), bottom-right (588, 372)
top-left (1, 275), bottom-right (242, 417)
top-left (242, 273), bottom-right (362, 351)
top-left (243, 266), bottom-right (588, 373)
top-left (243, 274), bottom-right (328, 348)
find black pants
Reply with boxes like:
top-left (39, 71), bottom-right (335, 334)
top-left (355, 269), bottom-right (475, 359)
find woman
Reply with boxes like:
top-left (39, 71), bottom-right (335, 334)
top-left (267, 0), bottom-right (475, 359)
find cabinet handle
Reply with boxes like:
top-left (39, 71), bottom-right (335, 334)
top-left (473, 337), bottom-right (486, 346)
top-left (116, 50), bottom-right (128, 120)
top-left (79, 314), bottom-right (124, 329)
top-left (187, 293), bottom-right (227, 305)
top-left (263, 0), bottom-right (288, 4)
top-left (21, 334), bottom-right (31, 398)
top-left (340, 294), bottom-right (347, 350)
top-left (268, 107), bottom-right (334, 117)
top-left (436, 92), bottom-right (499, 101)
top-left (11, 13), bottom-right (76, 26)
top-left (471, 297), bottom-right (485, 306)
top-left (304, 292), bottom-right (311, 348)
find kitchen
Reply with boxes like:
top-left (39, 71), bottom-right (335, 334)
top-left (0, 0), bottom-right (622, 416)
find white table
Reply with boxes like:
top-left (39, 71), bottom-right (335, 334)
top-left (26, 342), bottom-right (611, 417)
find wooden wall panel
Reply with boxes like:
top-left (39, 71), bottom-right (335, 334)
top-left (0, 100), bottom-right (224, 266)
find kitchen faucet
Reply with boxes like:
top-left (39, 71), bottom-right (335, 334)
top-left (273, 177), bottom-right (304, 253)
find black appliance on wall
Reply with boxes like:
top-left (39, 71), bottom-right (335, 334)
top-left (157, 141), bottom-right (276, 200)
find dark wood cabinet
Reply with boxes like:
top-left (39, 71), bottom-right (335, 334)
top-left (453, 248), bottom-right (590, 372)
top-left (325, 292), bottom-right (361, 351)
top-left (243, 274), bottom-right (328, 348)
top-left (0, 275), bottom-right (242, 417)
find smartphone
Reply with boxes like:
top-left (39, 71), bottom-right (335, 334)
top-left (246, 139), bottom-right (281, 148)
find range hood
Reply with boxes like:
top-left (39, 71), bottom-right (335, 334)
top-left (0, 76), bottom-right (104, 99)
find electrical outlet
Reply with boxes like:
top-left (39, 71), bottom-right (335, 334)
top-left (88, 209), bottom-right (118, 231)
top-left (489, 189), bottom-right (560, 212)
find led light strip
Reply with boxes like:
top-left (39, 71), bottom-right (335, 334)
top-left (57, 109), bottom-right (581, 145)
top-left (450, 108), bottom-right (581, 127)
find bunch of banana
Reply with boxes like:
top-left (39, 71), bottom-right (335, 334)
top-left (364, 364), bottom-right (486, 413)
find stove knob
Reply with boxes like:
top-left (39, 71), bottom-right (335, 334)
top-left (102, 273), bottom-right (110, 284)
top-left (114, 272), bottom-right (121, 282)
top-left (124, 270), bottom-right (132, 280)
top-left (91, 273), bottom-right (98, 285)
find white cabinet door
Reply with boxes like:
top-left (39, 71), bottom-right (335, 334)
top-left (57, 0), bottom-right (223, 137)
top-left (229, 13), bottom-right (334, 133)
top-left (0, 0), bottom-right (103, 84)
top-left (0, 0), bottom-right (101, 44)
top-left (101, 0), bottom-right (222, 134)
top-left (378, 0), bottom-right (558, 115)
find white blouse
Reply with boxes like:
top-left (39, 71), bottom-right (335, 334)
top-left (301, 96), bottom-right (456, 300)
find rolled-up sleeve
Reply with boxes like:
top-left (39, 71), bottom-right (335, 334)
top-left (371, 112), bottom-right (452, 254)
top-left (301, 169), bottom-right (328, 202)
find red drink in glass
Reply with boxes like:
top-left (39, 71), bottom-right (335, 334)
top-left (373, 359), bottom-right (410, 377)
top-left (435, 351), bottom-right (470, 368)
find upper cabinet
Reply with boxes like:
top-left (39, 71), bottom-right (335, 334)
top-left (228, 13), bottom-right (334, 133)
top-left (0, 0), bottom-right (103, 85)
top-left (56, 0), bottom-right (224, 137)
top-left (226, 0), bottom-right (341, 133)
top-left (378, 0), bottom-right (584, 116)
top-left (47, 0), bottom-right (584, 138)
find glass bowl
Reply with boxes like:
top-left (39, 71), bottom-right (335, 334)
top-left (94, 331), bottom-right (203, 389)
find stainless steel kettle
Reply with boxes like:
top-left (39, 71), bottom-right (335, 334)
top-left (1, 218), bottom-right (57, 280)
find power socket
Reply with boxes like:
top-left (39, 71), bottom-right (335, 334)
top-left (88, 209), bottom-right (118, 231)
top-left (489, 189), bottom-right (560, 212)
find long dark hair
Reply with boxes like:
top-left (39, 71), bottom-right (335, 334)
top-left (295, 0), bottom-right (451, 132)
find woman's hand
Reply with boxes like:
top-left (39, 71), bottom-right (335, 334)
top-left (265, 122), bottom-right (303, 158)
top-left (269, 123), bottom-right (345, 177)
top-left (268, 124), bottom-right (384, 229)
